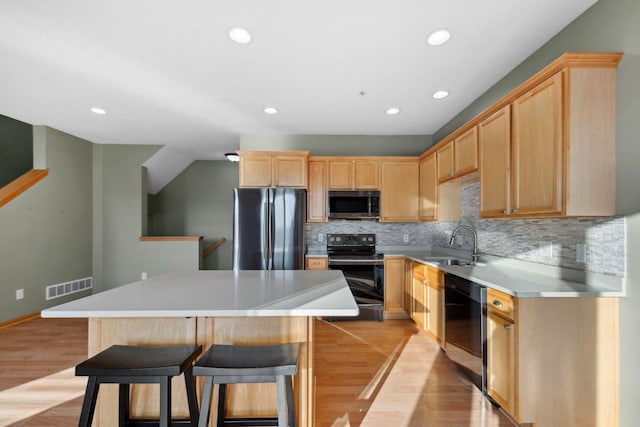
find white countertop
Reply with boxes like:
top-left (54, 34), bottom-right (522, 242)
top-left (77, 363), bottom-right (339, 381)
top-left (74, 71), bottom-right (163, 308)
top-left (41, 270), bottom-right (360, 318)
top-left (381, 247), bottom-right (625, 298)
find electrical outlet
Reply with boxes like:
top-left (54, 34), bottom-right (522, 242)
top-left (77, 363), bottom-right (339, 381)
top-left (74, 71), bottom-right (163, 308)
top-left (403, 233), bottom-right (410, 243)
top-left (16, 289), bottom-right (24, 300)
top-left (141, 272), bottom-right (148, 280)
top-left (539, 241), bottom-right (553, 258)
top-left (318, 233), bottom-right (324, 243)
top-left (576, 244), bottom-right (587, 263)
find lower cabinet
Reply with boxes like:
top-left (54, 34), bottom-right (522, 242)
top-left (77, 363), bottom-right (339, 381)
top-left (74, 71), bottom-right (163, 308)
top-left (411, 262), bottom-right (427, 329)
top-left (305, 256), bottom-right (328, 270)
top-left (486, 289), bottom-right (516, 416)
top-left (425, 267), bottom-right (444, 346)
top-left (383, 256), bottom-right (408, 319)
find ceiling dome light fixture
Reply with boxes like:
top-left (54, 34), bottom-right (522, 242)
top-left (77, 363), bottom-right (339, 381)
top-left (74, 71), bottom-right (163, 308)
top-left (90, 107), bottom-right (107, 115)
top-left (386, 107), bottom-right (401, 115)
top-left (225, 152), bottom-right (240, 162)
top-left (228, 27), bottom-right (252, 44)
top-left (264, 106), bottom-right (278, 114)
top-left (427, 29), bottom-right (452, 46)
top-left (432, 90), bottom-right (450, 100)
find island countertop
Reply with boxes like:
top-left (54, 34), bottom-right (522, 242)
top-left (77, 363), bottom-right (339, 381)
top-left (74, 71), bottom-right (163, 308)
top-left (41, 270), bottom-right (359, 318)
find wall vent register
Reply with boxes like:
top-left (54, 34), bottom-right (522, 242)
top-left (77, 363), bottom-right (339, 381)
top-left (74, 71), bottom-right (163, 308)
top-left (46, 276), bottom-right (93, 300)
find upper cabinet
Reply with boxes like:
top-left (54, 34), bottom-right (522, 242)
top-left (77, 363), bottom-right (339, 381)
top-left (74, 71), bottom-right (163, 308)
top-left (478, 53), bottom-right (620, 218)
top-left (307, 160), bottom-right (327, 222)
top-left (437, 127), bottom-right (478, 184)
top-left (380, 159), bottom-right (419, 222)
top-left (419, 153), bottom-right (437, 221)
top-left (238, 151), bottom-right (309, 188)
top-left (328, 158), bottom-right (379, 190)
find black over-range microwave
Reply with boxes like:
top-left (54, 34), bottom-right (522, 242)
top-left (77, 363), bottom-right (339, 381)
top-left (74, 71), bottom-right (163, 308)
top-left (328, 191), bottom-right (380, 220)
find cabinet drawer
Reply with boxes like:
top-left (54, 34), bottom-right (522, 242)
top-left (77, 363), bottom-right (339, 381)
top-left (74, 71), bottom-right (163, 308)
top-left (412, 262), bottom-right (426, 281)
top-left (305, 257), bottom-right (328, 270)
top-left (487, 288), bottom-right (515, 321)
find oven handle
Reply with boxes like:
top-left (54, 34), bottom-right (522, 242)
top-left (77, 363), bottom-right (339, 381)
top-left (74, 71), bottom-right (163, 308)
top-left (328, 259), bottom-right (384, 266)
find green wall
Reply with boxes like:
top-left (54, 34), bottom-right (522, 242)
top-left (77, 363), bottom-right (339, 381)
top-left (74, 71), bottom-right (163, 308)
top-left (148, 160), bottom-right (238, 270)
top-left (431, 0), bottom-right (640, 423)
top-left (240, 134), bottom-right (431, 156)
top-left (0, 114), bottom-right (33, 187)
top-left (0, 126), bottom-right (93, 321)
top-left (92, 144), bottom-right (201, 291)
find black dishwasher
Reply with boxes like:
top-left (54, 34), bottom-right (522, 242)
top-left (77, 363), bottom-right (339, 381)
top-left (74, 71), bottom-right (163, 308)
top-left (444, 273), bottom-right (487, 392)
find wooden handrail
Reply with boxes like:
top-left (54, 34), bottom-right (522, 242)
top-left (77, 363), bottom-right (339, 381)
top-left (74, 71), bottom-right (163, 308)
top-left (139, 236), bottom-right (204, 241)
top-left (203, 237), bottom-right (226, 257)
top-left (0, 169), bottom-right (48, 208)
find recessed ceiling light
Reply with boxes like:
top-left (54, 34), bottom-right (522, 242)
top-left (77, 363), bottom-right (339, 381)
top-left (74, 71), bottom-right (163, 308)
top-left (428, 29), bottom-right (452, 46)
top-left (228, 27), bottom-right (252, 44)
top-left (264, 106), bottom-right (278, 114)
top-left (386, 107), bottom-right (401, 115)
top-left (90, 107), bottom-right (106, 115)
top-left (432, 90), bottom-right (450, 99)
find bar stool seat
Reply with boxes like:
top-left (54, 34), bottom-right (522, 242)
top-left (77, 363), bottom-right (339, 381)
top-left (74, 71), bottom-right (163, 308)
top-left (193, 343), bottom-right (299, 427)
top-left (75, 344), bottom-right (202, 427)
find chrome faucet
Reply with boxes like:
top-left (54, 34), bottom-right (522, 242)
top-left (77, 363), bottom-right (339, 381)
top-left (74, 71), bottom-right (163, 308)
top-left (449, 225), bottom-right (480, 263)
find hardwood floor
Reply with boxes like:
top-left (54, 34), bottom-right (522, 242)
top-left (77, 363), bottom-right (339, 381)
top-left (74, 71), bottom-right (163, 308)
top-left (0, 317), bottom-right (515, 426)
top-left (314, 319), bottom-right (515, 427)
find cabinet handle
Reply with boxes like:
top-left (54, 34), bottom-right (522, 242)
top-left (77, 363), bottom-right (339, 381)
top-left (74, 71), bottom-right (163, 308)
top-left (504, 324), bottom-right (512, 330)
top-left (313, 261), bottom-right (320, 265)
top-left (502, 209), bottom-right (508, 214)
top-left (511, 208), bottom-right (518, 213)
top-left (493, 300), bottom-right (504, 307)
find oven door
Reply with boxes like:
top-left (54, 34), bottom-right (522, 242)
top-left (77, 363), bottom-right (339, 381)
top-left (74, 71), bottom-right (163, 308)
top-left (328, 259), bottom-right (384, 321)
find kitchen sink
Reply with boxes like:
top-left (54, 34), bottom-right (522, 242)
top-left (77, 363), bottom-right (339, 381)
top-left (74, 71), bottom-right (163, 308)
top-left (424, 258), bottom-right (473, 266)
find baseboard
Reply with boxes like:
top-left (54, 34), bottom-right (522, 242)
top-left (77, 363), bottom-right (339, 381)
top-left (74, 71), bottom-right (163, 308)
top-left (0, 312), bottom-right (40, 329)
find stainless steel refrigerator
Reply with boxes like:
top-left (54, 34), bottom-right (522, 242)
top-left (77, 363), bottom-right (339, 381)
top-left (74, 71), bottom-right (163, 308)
top-left (232, 188), bottom-right (306, 270)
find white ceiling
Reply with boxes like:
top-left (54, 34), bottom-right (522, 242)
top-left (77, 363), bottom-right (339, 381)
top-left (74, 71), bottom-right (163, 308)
top-left (0, 0), bottom-right (596, 163)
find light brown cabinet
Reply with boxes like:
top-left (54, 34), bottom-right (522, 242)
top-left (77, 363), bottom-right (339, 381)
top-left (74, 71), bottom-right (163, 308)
top-left (328, 159), bottom-right (379, 190)
top-left (307, 160), bottom-right (327, 222)
top-left (411, 262), bottom-right (427, 329)
top-left (479, 55), bottom-right (618, 218)
top-left (425, 267), bottom-right (444, 346)
top-left (238, 151), bottom-right (308, 188)
top-left (419, 154), bottom-right (437, 221)
top-left (380, 160), bottom-right (419, 222)
top-left (437, 127), bottom-right (478, 184)
top-left (383, 256), bottom-right (407, 319)
top-left (486, 289), bottom-right (516, 415)
top-left (305, 256), bottom-right (328, 270)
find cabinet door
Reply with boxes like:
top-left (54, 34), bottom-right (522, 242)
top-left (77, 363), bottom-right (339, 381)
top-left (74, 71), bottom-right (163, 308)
top-left (479, 106), bottom-right (511, 217)
top-left (274, 155), bottom-right (307, 187)
top-left (426, 268), bottom-right (444, 346)
top-left (512, 72), bottom-right (563, 216)
top-left (404, 259), bottom-right (413, 318)
top-left (454, 127), bottom-right (478, 176)
top-left (486, 311), bottom-right (516, 416)
top-left (383, 257), bottom-right (406, 318)
top-left (239, 154), bottom-right (272, 187)
top-left (307, 161), bottom-right (327, 222)
top-left (412, 277), bottom-right (426, 330)
top-left (380, 161), bottom-right (419, 222)
top-left (419, 154), bottom-right (437, 221)
top-left (354, 160), bottom-right (379, 189)
top-left (328, 161), bottom-right (353, 189)
top-left (436, 142), bottom-right (455, 183)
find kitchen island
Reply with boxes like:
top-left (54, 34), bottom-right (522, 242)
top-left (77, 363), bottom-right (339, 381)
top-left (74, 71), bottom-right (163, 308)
top-left (41, 270), bottom-right (358, 427)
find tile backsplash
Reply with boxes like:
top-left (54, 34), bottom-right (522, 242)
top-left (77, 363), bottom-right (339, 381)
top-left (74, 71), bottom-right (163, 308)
top-left (307, 181), bottom-right (626, 276)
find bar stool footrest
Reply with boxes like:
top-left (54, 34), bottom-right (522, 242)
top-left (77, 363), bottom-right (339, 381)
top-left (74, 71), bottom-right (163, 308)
top-left (219, 418), bottom-right (279, 426)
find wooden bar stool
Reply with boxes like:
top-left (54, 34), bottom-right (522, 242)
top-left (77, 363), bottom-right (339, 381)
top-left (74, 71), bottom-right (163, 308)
top-left (193, 343), bottom-right (299, 427)
top-left (75, 344), bottom-right (202, 427)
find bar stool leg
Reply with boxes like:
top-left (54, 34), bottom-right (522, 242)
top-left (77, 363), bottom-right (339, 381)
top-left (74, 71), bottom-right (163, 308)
top-left (198, 376), bottom-right (214, 427)
top-left (275, 376), bottom-right (287, 427)
top-left (78, 376), bottom-right (99, 427)
top-left (159, 377), bottom-right (171, 427)
top-left (216, 383), bottom-right (227, 427)
top-left (286, 376), bottom-right (296, 427)
top-left (118, 383), bottom-right (130, 427)
top-left (183, 367), bottom-right (199, 424)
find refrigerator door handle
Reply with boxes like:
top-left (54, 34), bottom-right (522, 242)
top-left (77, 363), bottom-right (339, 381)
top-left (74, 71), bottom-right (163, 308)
top-left (263, 202), bottom-right (270, 267)
top-left (269, 201), bottom-right (275, 269)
